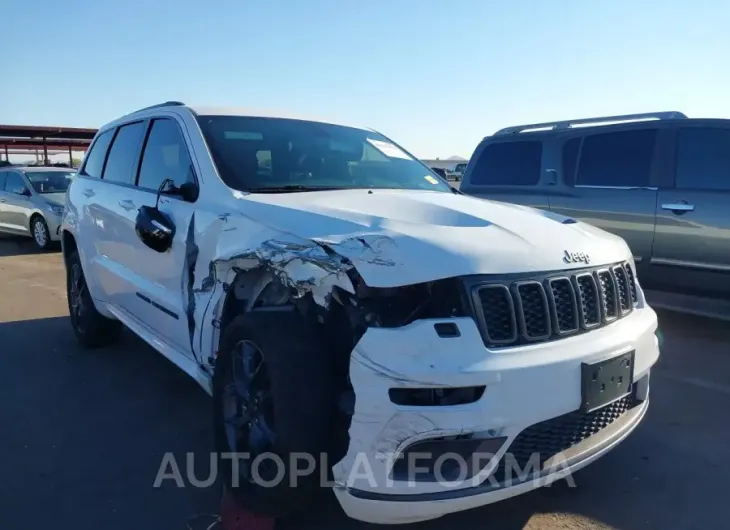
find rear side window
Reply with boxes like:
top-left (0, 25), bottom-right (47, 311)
top-left (470, 141), bottom-right (542, 186)
top-left (137, 119), bottom-right (195, 191)
top-left (103, 121), bottom-right (146, 184)
top-left (5, 172), bottom-right (28, 194)
top-left (576, 129), bottom-right (657, 187)
top-left (675, 127), bottom-right (730, 191)
top-left (82, 129), bottom-right (114, 179)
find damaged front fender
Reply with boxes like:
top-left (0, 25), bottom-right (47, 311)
top-left (185, 213), bottom-right (405, 368)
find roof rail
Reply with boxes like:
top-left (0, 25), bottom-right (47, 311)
top-left (131, 101), bottom-right (186, 114)
top-left (493, 111), bottom-right (688, 136)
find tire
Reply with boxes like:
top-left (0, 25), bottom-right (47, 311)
top-left (213, 311), bottom-right (335, 517)
top-left (31, 216), bottom-right (51, 251)
top-left (66, 250), bottom-right (122, 348)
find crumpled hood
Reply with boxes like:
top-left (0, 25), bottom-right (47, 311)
top-left (240, 189), bottom-right (631, 287)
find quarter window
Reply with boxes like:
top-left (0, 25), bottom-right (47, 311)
top-left (103, 122), bottom-right (146, 184)
top-left (137, 119), bottom-right (195, 191)
top-left (82, 129), bottom-right (114, 179)
top-left (675, 127), bottom-right (730, 191)
top-left (469, 141), bottom-right (542, 186)
top-left (576, 129), bottom-right (657, 187)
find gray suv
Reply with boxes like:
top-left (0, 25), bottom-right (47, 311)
top-left (0, 166), bottom-right (73, 249)
top-left (459, 111), bottom-right (730, 318)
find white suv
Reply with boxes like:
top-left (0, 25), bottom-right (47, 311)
top-left (61, 102), bottom-right (660, 524)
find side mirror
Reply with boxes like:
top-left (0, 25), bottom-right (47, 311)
top-left (178, 181), bottom-right (199, 202)
top-left (155, 179), bottom-right (199, 204)
top-left (135, 206), bottom-right (176, 252)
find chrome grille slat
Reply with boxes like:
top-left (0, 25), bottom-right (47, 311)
top-left (596, 269), bottom-right (619, 322)
top-left (624, 264), bottom-right (638, 304)
top-left (514, 281), bottom-right (551, 340)
top-left (574, 273), bottom-right (601, 329)
top-left (473, 261), bottom-right (636, 349)
top-left (612, 265), bottom-right (632, 315)
top-left (473, 284), bottom-right (518, 344)
top-left (547, 277), bottom-right (579, 334)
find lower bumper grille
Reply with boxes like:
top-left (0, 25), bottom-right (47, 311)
top-left (487, 392), bottom-right (640, 484)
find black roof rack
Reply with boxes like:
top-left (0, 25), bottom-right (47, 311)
top-left (493, 111), bottom-right (688, 136)
top-left (131, 101), bottom-right (186, 114)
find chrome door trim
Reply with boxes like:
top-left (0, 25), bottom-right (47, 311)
top-left (575, 185), bottom-right (658, 191)
top-left (650, 257), bottom-right (730, 273)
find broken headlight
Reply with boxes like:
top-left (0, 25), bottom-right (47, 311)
top-left (348, 276), bottom-right (470, 328)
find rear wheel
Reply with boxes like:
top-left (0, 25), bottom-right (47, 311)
top-left (66, 250), bottom-right (122, 348)
top-left (213, 311), bottom-right (335, 517)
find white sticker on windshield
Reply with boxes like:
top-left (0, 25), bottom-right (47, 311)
top-left (366, 138), bottom-right (411, 159)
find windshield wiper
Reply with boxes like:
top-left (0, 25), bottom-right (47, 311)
top-left (248, 185), bottom-right (344, 193)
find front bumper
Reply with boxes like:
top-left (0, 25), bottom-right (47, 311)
top-left (46, 214), bottom-right (63, 242)
top-left (332, 304), bottom-right (659, 524)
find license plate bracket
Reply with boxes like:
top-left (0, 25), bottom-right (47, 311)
top-left (581, 351), bottom-right (634, 413)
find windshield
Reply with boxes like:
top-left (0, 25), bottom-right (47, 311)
top-left (196, 116), bottom-right (452, 193)
top-left (25, 171), bottom-right (75, 194)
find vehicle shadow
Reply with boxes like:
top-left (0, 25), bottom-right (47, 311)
top-left (0, 234), bottom-right (60, 257)
top-left (2, 314), bottom-right (727, 530)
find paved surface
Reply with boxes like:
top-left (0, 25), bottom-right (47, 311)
top-left (1, 235), bottom-right (729, 530)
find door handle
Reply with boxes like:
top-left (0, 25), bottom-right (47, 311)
top-left (118, 199), bottom-right (136, 211)
top-left (661, 202), bottom-right (695, 214)
top-left (0, 198), bottom-right (6, 203)
top-left (545, 169), bottom-right (558, 185)
top-left (82, 188), bottom-right (95, 198)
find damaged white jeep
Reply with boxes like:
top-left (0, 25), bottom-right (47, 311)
top-left (61, 102), bottom-right (660, 524)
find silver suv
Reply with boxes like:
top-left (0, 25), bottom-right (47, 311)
top-left (0, 166), bottom-right (72, 249)
top-left (459, 111), bottom-right (730, 319)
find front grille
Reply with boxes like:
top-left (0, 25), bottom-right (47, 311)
top-left (487, 393), bottom-right (639, 484)
top-left (473, 262), bottom-right (638, 348)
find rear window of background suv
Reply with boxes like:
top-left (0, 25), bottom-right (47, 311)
top-left (468, 140), bottom-right (542, 186)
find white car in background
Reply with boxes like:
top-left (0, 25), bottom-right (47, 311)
top-left (60, 101), bottom-right (660, 524)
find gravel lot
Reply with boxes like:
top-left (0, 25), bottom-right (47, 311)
top-left (1, 235), bottom-right (729, 530)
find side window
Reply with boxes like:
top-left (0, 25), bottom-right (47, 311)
top-left (5, 172), bottom-right (28, 195)
top-left (103, 121), bottom-right (146, 184)
top-left (576, 129), bottom-right (657, 187)
top-left (675, 127), bottom-right (730, 191)
top-left (469, 141), bottom-right (542, 186)
top-left (81, 129), bottom-right (114, 179)
top-left (562, 137), bottom-right (581, 186)
top-left (0, 171), bottom-right (7, 191)
top-left (137, 119), bottom-right (195, 191)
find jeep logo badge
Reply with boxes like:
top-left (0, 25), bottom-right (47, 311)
top-left (563, 250), bottom-right (590, 264)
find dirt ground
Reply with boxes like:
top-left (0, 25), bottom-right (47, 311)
top-left (1, 235), bottom-right (729, 530)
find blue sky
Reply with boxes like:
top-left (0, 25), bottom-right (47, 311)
top-left (2, 0), bottom-right (729, 158)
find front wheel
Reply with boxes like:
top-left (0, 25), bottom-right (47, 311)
top-left (213, 311), bottom-right (335, 517)
top-left (31, 216), bottom-right (51, 250)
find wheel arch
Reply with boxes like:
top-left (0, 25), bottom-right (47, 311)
top-left (28, 211), bottom-right (44, 231)
top-left (61, 229), bottom-right (78, 267)
top-left (216, 267), bottom-right (295, 338)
